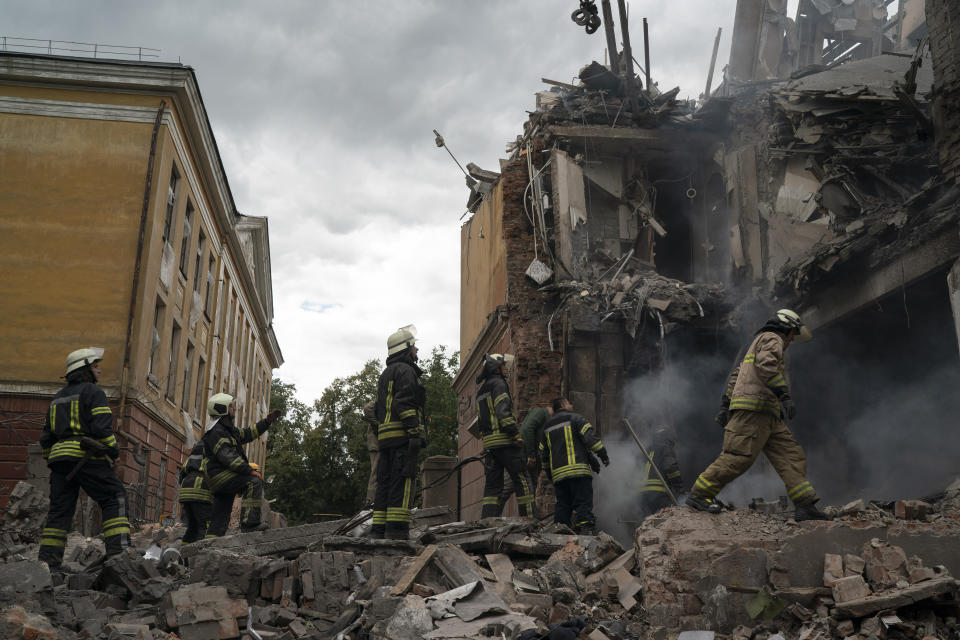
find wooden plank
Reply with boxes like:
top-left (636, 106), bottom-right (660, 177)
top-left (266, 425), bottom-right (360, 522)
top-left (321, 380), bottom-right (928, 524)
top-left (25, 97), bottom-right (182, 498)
top-left (389, 544), bottom-right (438, 596)
top-left (542, 77), bottom-right (581, 91)
top-left (585, 549), bottom-right (636, 584)
top-left (485, 554), bottom-right (517, 604)
top-left (433, 527), bottom-right (498, 552)
top-left (833, 577), bottom-right (959, 619)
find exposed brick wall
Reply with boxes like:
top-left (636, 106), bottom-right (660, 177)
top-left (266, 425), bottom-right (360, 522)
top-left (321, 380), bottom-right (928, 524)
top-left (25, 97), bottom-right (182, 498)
top-left (0, 395), bottom-right (48, 507)
top-left (928, 0), bottom-right (960, 184)
top-left (458, 154), bottom-right (563, 521)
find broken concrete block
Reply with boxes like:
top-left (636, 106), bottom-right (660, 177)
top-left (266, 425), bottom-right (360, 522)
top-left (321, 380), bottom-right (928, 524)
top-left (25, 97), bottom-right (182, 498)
top-left (384, 595), bottom-right (434, 640)
top-left (840, 499), bottom-right (864, 514)
top-left (548, 602), bottom-right (570, 624)
top-left (862, 539), bottom-right (907, 589)
top-left (105, 622), bottom-right (151, 637)
top-left (843, 554), bottom-right (865, 577)
top-left (895, 500), bottom-right (931, 520)
top-left (823, 553), bottom-right (844, 587)
top-left (677, 633), bottom-right (715, 640)
top-left (834, 618), bottom-right (855, 637)
top-left (0, 560), bottom-right (52, 594)
top-left (1, 605), bottom-right (59, 639)
top-left (831, 575), bottom-right (871, 603)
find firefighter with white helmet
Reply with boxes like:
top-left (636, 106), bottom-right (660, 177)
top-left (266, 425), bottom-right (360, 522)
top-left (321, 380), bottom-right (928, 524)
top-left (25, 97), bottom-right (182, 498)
top-left (372, 325), bottom-right (426, 540)
top-left (689, 308), bottom-right (828, 521)
top-left (201, 392), bottom-right (282, 536)
top-left (38, 347), bottom-right (130, 571)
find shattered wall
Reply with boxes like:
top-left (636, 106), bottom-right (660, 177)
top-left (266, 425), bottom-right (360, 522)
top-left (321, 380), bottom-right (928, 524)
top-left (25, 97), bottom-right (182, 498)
top-left (928, 0), bottom-right (960, 184)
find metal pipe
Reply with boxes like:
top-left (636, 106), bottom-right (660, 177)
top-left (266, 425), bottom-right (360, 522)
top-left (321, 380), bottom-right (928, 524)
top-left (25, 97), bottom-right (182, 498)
top-left (642, 17), bottom-right (652, 91)
top-left (118, 100), bottom-right (165, 435)
top-left (600, 0), bottom-right (619, 72)
top-left (704, 27), bottom-right (722, 99)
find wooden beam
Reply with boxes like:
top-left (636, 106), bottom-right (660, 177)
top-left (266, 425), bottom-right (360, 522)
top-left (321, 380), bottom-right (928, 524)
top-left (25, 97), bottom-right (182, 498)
top-left (388, 544), bottom-right (438, 596)
top-left (541, 77), bottom-right (581, 91)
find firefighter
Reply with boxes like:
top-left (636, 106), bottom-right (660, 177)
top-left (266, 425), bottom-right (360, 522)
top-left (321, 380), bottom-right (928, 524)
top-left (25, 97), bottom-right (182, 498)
top-left (638, 425), bottom-right (684, 520)
top-left (362, 399), bottom-right (379, 506)
top-left (202, 393), bottom-right (282, 537)
top-left (178, 443), bottom-right (211, 543)
top-left (477, 353), bottom-right (535, 518)
top-left (372, 325), bottom-right (426, 540)
top-left (519, 403), bottom-right (554, 514)
top-left (688, 309), bottom-right (828, 521)
top-left (539, 397), bottom-right (610, 534)
top-left (38, 347), bottom-right (130, 570)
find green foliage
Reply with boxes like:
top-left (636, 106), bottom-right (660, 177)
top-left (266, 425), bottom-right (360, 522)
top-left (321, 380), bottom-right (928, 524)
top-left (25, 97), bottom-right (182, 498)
top-left (264, 347), bottom-right (459, 525)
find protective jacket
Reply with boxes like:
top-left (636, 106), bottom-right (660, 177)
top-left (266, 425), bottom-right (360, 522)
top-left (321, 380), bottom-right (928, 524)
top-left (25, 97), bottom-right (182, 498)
top-left (178, 443), bottom-right (212, 504)
top-left (726, 330), bottom-right (791, 417)
top-left (376, 351), bottom-right (425, 449)
top-left (40, 380), bottom-right (118, 464)
top-left (476, 366), bottom-right (519, 450)
top-left (640, 431), bottom-right (683, 495)
top-left (539, 410), bottom-right (605, 483)
top-left (519, 407), bottom-right (550, 459)
top-left (202, 415), bottom-right (270, 492)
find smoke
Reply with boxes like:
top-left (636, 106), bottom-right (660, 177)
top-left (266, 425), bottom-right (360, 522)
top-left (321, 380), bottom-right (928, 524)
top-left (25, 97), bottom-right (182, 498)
top-left (593, 272), bottom-right (960, 542)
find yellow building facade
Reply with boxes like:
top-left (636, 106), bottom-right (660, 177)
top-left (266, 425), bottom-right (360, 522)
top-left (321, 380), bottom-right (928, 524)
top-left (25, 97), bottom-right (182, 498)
top-left (0, 52), bottom-right (283, 521)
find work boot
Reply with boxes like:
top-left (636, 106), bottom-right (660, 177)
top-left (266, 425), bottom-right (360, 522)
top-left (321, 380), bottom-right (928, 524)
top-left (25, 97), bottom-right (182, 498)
top-left (687, 494), bottom-right (722, 514)
top-left (384, 528), bottom-right (409, 541)
top-left (577, 524), bottom-right (598, 536)
top-left (794, 502), bottom-right (829, 521)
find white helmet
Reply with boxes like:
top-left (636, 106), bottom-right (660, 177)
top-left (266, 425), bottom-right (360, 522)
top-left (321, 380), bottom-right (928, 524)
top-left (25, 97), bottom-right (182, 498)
top-left (65, 347), bottom-right (104, 376)
top-left (485, 353), bottom-right (515, 367)
top-left (775, 309), bottom-right (812, 342)
top-left (387, 324), bottom-right (418, 356)
top-left (207, 393), bottom-right (235, 417)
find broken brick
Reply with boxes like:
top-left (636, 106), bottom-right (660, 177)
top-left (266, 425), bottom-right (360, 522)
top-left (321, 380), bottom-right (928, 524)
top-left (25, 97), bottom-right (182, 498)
top-left (830, 575), bottom-right (871, 604)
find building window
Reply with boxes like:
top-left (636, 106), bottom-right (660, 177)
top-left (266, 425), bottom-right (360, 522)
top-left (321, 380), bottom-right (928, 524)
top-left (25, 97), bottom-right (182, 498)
top-left (162, 167), bottom-right (179, 244)
top-left (194, 356), bottom-right (207, 419)
top-left (148, 298), bottom-right (166, 383)
top-left (182, 342), bottom-right (195, 410)
top-left (179, 202), bottom-right (193, 277)
top-left (204, 254), bottom-right (216, 318)
top-left (166, 321), bottom-right (182, 401)
top-left (193, 230), bottom-right (206, 293)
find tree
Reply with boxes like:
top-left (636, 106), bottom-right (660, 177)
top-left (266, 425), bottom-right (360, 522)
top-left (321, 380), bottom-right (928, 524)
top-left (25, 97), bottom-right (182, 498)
top-left (263, 347), bottom-right (460, 525)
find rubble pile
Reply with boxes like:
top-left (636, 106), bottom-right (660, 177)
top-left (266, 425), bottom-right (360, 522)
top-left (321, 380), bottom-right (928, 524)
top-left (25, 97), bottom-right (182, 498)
top-left (0, 490), bottom-right (651, 639)
top-left (639, 497), bottom-right (960, 638)
top-left (0, 480), bottom-right (48, 559)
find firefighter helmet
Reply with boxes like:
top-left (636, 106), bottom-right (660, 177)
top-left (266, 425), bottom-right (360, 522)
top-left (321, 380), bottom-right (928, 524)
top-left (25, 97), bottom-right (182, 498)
top-left (65, 347), bottom-right (104, 376)
top-left (207, 393), bottom-right (235, 417)
top-left (387, 324), bottom-right (417, 355)
top-left (775, 309), bottom-right (812, 342)
top-left (485, 353), bottom-right (515, 367)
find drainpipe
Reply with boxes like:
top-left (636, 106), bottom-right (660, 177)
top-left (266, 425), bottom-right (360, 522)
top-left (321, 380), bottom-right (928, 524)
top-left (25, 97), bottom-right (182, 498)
top-left (117, 100), bottom-right (166, 435)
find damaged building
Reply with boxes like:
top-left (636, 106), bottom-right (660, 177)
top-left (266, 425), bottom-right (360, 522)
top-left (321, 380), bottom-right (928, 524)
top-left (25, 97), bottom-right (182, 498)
top-left (454, 0), bottom-right (960, 525)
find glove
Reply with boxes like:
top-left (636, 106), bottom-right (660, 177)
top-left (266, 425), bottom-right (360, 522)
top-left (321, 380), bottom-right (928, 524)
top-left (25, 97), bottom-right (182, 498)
top-left (249, 470), bottom-right (263, 481)
top-left (597, 447), bottom-right (610, 467)
top-left (715, 408), bottom-right (730, 427)
top-left (587, 455), bottom-right (601, 473)
top-left (402, 439), bottom-right (421, 478)
top-left (780, 395), bottom-right (797, 420)
top-left (266, 409), bottom-right (283, 424)
top-left (526, 457), bottom-right (537, 470)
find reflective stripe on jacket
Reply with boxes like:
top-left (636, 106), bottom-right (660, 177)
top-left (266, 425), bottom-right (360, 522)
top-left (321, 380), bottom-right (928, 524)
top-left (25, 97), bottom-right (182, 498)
top-left (202, 415), bottom-right (270, 492)
top-left (476, 374), bottom-right (519, 450)
top-left (728, 331), bottom-right (790, 417)
top-left (376, 352), bottom-right (425, 449)
top-left (639, 438), bottom-right (683, 495)
top-left (538, 410), bottom-right (604, 483)
top-left (39, 381), bottom-right (118, 463)
top-left (179, 443), bottom-right (212, 503)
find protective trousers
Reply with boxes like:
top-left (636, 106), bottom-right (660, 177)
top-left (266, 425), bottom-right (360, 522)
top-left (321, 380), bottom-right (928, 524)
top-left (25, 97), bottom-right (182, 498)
top-left (180, 501), bottom-right (212, 543)
top-left (497, 465), bottom-right (539, 514)
top-left (639, 492), bottom-right (673, 520)
top-left (206, 474), bottom-right (263, 537)
top-left (554, 476), bottom-right (594, 529)
top-left (365, 426), bottom-right (380, 505)
top-left (39, 461), bottom-right (130, 567)
top-left (481, 446), bottom-right (534, 518)
top-left (692, 410), bottom-right (818, 505)
top-left (372, 444), bottom-right (414, 539)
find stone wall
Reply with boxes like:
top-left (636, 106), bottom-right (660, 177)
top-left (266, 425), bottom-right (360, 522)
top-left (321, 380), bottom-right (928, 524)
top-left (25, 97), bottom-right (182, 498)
top-left (928, 0), bottom-right (960, 184)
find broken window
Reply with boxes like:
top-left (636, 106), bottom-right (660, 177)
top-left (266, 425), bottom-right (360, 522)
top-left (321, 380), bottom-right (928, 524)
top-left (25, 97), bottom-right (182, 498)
top-left (162, 166), bottom-right (179, 245)
top-left (166, 320), bottom-right (182, 401)
top-left (193, 230), bottom-right (205, 293)
top-left (178, 202), bottom-right (193, 277)
top-left (147, 297), bottom-right (165, 385)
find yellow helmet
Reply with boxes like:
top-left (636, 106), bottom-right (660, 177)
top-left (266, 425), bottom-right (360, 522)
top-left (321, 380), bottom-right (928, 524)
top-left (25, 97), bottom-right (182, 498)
top-left (775, 309), bottom-right (812, 342)
top-left (387, 324), bottom-right (417, 356)
top-left (207, 393), bottom-right (235, 417)
top-left (65, 347), bottom-right (104, 376)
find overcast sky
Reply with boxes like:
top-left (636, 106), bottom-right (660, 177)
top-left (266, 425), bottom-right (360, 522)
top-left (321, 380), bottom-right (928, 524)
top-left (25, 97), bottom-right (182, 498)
top-left (5, 1), bottom-right (798, 404)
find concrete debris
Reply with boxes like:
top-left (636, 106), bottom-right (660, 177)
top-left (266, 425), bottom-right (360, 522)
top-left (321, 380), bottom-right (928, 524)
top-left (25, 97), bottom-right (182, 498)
top-left (0, 481), bottom-right (49, 558)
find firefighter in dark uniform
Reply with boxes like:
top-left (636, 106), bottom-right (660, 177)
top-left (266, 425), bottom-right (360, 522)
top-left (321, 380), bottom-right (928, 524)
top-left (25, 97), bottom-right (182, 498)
top-left (202, 393), bottom-right (282, 537)
top-left (638, 425), bottom-right (684, 520)
top-left (372, 325), bottom-right (426, 540)
top-left (477, 353), bottom-right (535, 518)
top-left (38, 347), bottom-right (130, 569)
top-left (539, 398), bottom-right (610, 534)
top-left (178, 443), bottom-right (211, 543)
